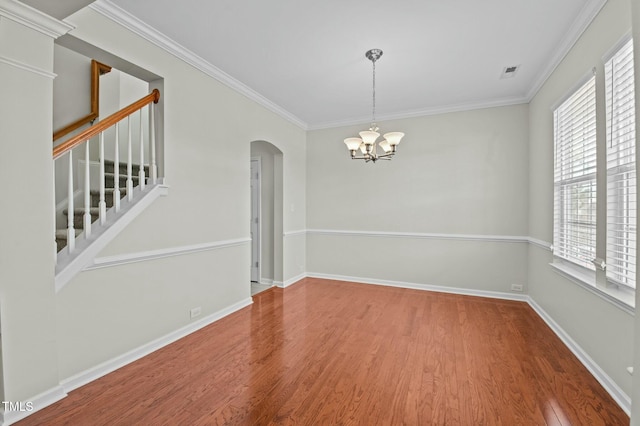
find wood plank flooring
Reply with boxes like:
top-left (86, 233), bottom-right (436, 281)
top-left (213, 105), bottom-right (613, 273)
top-left (18, 278), bottom-right (628, 425)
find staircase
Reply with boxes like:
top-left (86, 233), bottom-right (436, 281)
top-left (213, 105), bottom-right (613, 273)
top-left (55, 161), bottom-right (149, 252)
top-left (53, 89), bottom-right (164, 291)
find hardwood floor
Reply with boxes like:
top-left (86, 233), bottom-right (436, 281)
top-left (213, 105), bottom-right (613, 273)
top-left (18, 278), bottom-right (628, 425)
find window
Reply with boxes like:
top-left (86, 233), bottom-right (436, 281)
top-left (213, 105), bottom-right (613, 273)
top-left (553, 76), bottom-right (597, 270)
top-left (606, 39), bottom-right (636, 289)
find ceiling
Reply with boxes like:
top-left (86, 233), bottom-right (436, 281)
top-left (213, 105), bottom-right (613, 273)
top-left (22, 0), bottom-right (94, 19)
top-left (82, 0), bottom-right (603, 129)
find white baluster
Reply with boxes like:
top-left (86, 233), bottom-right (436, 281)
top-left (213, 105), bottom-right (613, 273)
top-left (127, 116), bottom-right (133, 201)
top-left (150, 103), bottom-right (157, 184)
top-left (139, 109), bottom-right (146, 191)
top-left (83, 142), bottom-right (92, 238)
top-left (67, 150), bottom-right (75, 253)
top-left (113, 122), bottom-right (121, 212)
top-left (99, 132), bottom-right (106, 224)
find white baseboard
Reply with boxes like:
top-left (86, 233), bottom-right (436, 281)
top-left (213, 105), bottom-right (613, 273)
top-left (306, 272), bottom-right (528, 302)
top-left (258, 278), bottom-right (274, 286)
top-left (6, 297), bottom-right (253, 425)
top-left (2, 385), bottom-right (66, 426)
top-left (60, 297), bottom-right (252, 393)
top-left (526, 297), bottom-right (631, 415)
top-left (282, 273), bottom-right (306, 288)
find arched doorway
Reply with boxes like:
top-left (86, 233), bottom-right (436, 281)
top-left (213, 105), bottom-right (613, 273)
top-left (250, 141), bottom-right (283, 295)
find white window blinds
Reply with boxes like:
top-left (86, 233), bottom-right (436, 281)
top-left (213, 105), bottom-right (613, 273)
top-left (553, 76), bottom-right (597, 270)
top-left (606, 39), bottom-right (636, 288)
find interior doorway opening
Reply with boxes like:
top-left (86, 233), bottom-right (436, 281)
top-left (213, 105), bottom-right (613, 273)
top-left (250, 141), bottom-right (283, 295)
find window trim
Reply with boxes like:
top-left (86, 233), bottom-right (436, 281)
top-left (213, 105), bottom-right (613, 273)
top-left (602, 32), bottom-right (632, 64)
top-left (550, 68), bottom-right (597, 112)
top-left (550, 260), bottom-right (635, 314)
top-left (552, 74), bottom-right (598, 270)
top-left (549, 37), bottom-right (639, 309)
top-left (604, 36), bottom-right (636, 290)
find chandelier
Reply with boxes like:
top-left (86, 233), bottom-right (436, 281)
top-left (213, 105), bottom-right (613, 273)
top-left (343, 49), bottom-right (404, 162)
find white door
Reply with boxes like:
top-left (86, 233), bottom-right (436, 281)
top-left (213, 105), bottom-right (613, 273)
top-left (250, 158), bottom-right (261, 282)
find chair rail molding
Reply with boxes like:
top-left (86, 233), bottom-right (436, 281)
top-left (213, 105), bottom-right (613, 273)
top-left (306, 228), bottom-right (530, 243)
top-left (85, 237), bottom-right (251, 271)
top-left (0, 55), bottom-right (57, 78)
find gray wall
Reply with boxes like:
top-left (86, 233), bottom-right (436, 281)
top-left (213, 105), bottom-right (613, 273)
top-left (53, 6), bottom-right (307, 381)
top-left (0, 7), bottom-right (62, 402)
top-left (0, 3), bottom-right (307, 401)
top-left (528, 0), bottom-right (633, 400)
top-left (53, 44), bottom-right (91, 133)
top-left (306, 104), bottom-right (530, 293)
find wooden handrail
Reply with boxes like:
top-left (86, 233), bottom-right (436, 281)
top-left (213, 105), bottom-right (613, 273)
top-left (53, 89), bottom-right (160, 160)
top-left (53, 60), bottom-right (112, 141)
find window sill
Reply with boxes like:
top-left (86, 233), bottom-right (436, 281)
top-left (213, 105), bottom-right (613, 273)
top-left (549, 262), bottom-right (635, 315)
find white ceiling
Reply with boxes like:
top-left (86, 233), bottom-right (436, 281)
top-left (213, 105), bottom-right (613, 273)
top-left (99, 0), bottom-right (603, 129)
top-left (22, 0), bottom-right (94, 19)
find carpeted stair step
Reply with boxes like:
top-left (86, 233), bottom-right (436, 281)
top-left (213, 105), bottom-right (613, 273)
top-left (90, 188), bottom-right (127, 208)
top-left (56, 162), bottom-right (148, 254)
top-left (104, 172), bottom-right (148, 188)
top-left (104, 160), bottom-right (149, 175)
top-left (63, 207), bottom-right (100, 230)
top-left (55, 229), bottom-right (68, 252)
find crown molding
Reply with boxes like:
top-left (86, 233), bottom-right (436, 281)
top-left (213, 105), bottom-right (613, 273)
top-left (525, 0), bottom-right (608, 101)
top-left (89, 0), bottom-right (308, 130)
top-left (0, 0), bottom-right (74, 38)
top-left (88, 0), bottom-right (606, 132)
top-left (307, 96), bottom-right (529, 130)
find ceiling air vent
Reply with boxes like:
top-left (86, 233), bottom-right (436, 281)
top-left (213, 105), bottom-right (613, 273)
top-left (500, 65), bottom-right (520, 79)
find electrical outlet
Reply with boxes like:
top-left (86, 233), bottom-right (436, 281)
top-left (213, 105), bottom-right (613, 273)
top-left (511, 284), bottom-right (524, 292)
top-left (190, 307), bottom-right (202, 319)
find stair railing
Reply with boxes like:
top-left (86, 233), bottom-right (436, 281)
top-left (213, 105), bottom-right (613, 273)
top-left (53, 89), bottom-right (160, 254)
